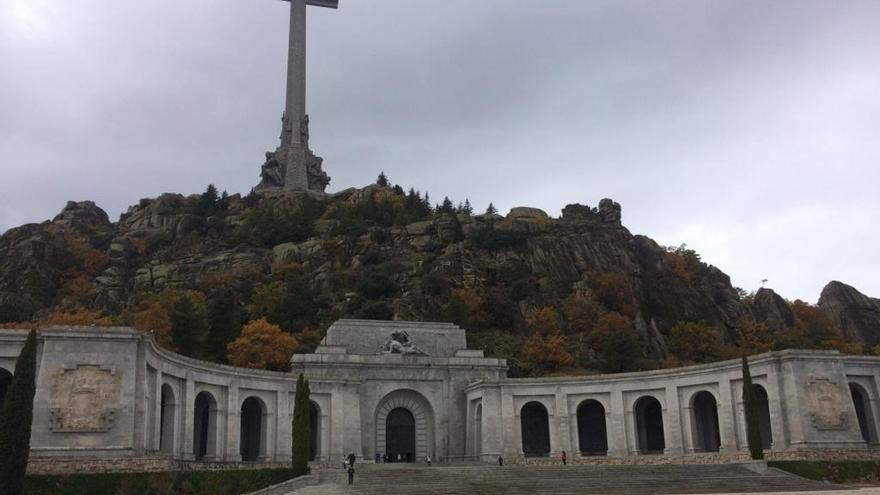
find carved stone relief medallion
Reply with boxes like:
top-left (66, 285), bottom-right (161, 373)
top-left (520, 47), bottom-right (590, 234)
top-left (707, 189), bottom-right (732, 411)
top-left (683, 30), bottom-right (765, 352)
top-left (49, 364), bottom-right (121, 433)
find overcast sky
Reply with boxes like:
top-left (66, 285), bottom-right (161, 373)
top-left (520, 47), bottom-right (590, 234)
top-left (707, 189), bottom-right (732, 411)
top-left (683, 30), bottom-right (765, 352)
top-left (1, 0), bottom-right (879, 302)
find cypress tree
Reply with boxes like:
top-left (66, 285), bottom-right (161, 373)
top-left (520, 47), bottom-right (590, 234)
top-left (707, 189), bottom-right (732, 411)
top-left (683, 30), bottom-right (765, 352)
top-left (742, 355), bottom-right (764, 460)
top-left (0, 330), bottom-right (38, 495)
top-left (171, 294), bottom-right (209, 359)
top-left (206, 290), bottom-right (244, 363)
top-left (291, 373), bottom-right (311, 476)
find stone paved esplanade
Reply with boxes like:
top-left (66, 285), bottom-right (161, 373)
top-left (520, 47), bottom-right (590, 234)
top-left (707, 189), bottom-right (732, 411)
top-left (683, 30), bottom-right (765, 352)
top-left (256, 0), bottom-right (337, 192)
top-left (1, 320), bottom-right (880, 474)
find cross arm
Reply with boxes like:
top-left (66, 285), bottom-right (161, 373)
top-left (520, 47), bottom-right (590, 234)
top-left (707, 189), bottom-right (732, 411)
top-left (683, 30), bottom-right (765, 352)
top-left (280, 0), bottom-right (339, 8)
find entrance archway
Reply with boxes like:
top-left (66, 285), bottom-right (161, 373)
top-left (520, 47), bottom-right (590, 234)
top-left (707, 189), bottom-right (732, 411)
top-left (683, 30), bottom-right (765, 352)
top-left (635, 396), bottom-right (665, 454)
top-left (193, 391), bottom-right (218, 460)
top-left (375, 390), bottom-right (435, 463)
top-left (753, 385), bottom-right (773, 449)
top-left (240, 397), bottom-right (265, 462)
top-left (692, 391), bottom-right (720, 452)
top-left (386, 408), bottom-right (416, 462)
top-left (850, 383), bottom-right (876, 443)
top-left (309, 400), bottom-right (320, 461)
top-left (0, 368), bottom-right (11, 412)
top-left (520, 401), bottom-right (551, 457)
top-left (159, 384), bottom-right (176, 453)
top-left (577, 400), bottom-right (608, 456)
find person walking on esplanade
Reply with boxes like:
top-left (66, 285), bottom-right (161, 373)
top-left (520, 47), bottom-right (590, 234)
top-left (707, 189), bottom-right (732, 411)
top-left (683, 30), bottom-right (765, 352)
top-left (561, 450), bottom-right (567, 465)
top-left (347, 465), bottom-right (355, 485)
top-left (498, 455), bottom-right (504, 466)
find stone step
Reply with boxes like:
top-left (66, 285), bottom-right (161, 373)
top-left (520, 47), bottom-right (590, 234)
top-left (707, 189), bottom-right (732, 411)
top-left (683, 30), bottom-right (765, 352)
top-left (299, 464), bottom-right (850, 495)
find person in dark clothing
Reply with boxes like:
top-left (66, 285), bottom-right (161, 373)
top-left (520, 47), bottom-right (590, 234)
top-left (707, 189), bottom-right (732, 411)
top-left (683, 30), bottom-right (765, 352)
top-left (498, 456), bottom-right (504, 466)
top-left (347, 466), bottom-right (355, 485)
top-left (561, 450), bottom-right (567, 465)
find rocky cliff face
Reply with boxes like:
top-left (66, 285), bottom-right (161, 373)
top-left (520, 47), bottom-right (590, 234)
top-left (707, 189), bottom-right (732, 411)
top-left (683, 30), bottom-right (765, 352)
top-left (819, 281), bottom-right (880, 348)
top-left (1, 186), bottom-right (876, 369)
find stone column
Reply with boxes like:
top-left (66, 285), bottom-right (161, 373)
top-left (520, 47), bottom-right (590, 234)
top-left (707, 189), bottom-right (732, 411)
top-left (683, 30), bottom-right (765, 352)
top-left (717, 378), bottom-right (739, 452)
top-left (681, 401), bottom-right (695, 453)
top-left (664, 386), bottom-right (684, 454)
top-left (276, 385), bottom-right (292, 463)
top-left (225, 383), bottom-right (240, 462)
top-left (607, 389), bottom-right (627, 456)
top-left (767, 360), bottom-right (791, 449)
top-left (501, 392), bottom-right (518, 458)
top-left (151, 370), bottom-right (163, 452)
top-left (182, 377), bottom-right (195, 460)
top-left (555, 391), bottom-right (572, 456)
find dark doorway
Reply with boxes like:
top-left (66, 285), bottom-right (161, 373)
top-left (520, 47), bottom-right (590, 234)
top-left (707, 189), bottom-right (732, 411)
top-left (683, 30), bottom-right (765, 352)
top-left (692, 391), bottom-right (721, 452)
top-left (193, 392), bottom-right (216, 460)
top-left (753, 385), bottom-right (773, 450)
top-left (577, 400), bottom-right (608, 456)
top-left (240, 397), bottom-right (263, 462)
top-left (521, 401), bottom-right (551, 457)
top-left (635, 396), bottom-right (665, 454)
top-left (309, 401), bottom-right (320, 461)
top-left (0, 368), bottom-right (11, 412)
top-left (159, 384), bottom-right (175, 453)
top-left (850, 383), bottom-right (875, 443)
top-left (386, 408), bottom-right (415, 462)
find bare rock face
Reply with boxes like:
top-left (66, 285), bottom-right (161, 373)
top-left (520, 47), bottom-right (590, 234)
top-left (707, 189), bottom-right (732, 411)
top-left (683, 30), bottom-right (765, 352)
top-left (818, 281), bottom-right (880, 347)
top-left (507, 207), bottom-right (549, 221)
top-left (751, 287), bottom-right (795, 332)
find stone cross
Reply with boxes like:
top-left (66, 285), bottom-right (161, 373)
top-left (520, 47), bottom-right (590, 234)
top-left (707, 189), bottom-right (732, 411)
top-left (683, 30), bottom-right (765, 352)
top-left (282, 0), bottom-right (338, 146)
top-left (257, 0), bottom-right (337, 192)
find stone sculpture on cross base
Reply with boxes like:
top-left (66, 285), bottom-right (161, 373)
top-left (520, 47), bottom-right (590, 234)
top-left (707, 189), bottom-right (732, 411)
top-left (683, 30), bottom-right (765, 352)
top-left (256, 0), bottom-right (338, 193)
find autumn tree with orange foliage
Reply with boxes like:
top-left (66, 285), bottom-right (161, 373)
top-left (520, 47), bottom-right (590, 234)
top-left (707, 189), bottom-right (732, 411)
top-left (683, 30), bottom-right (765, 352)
top-left (668, 321), bottom-right (727, 364)
top-left (526, 306), bottom-right (562, 336)
top-left (563, 293), bottom-right (601, 335)
top-left (129, 301), bottom-right (173, 349)
top-left (664, 244), bottom-right (701, 283)
top-left (227, 318), bottom-right (299, 371)
top-left (738, 319), bottom-right (774, 354)
top-left (41, 308), bottom-right (116, 327)
top-left (589, 312), bottom-right (641, 373)
top-left (591, 273), bottom-right (638, 317)
top-left (521, 332), bottom-right (574, 374)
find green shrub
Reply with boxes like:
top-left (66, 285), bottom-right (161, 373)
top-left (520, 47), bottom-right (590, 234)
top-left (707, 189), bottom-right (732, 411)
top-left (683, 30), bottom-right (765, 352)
top-left (769, 461), bottom-right (880, 484)
top-left (23, 468), bottom-right (299, 495)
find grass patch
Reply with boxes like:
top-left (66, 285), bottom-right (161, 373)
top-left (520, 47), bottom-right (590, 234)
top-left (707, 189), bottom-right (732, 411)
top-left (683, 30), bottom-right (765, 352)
top-left (769, 460), bottom-right (880, 484)
top-left (24, 468), bottom-right (297, 495)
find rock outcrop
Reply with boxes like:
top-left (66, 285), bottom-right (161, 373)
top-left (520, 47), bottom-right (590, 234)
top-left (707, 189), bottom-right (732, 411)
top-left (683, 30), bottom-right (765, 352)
top-left (819, 281), bottom-right (880, 347)
top-left (751, 288), bottom-right (795, 333)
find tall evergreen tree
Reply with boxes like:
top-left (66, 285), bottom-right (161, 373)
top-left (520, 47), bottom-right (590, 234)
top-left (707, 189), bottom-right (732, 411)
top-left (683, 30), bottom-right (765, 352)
top-left (462, 199), bottom-right (474, 215)
top-left (196, 184), bottom-right (220, 217)
top-left (171, 294), bottom-right (209, 359)
top-left (207, 290), bottom-right (244, 363)
top-left (0, 330), bottom-right (38, 495)
top-left (742, 355), bottom-right (764, 460)
top-left (437, 196), bottom-right (455, 214)
top-left (291, 374), bottom-right (311, 476)
top-left (485, 202), bottom-right (498, 215)
top-left (376, 171), bottom-right (389, 188)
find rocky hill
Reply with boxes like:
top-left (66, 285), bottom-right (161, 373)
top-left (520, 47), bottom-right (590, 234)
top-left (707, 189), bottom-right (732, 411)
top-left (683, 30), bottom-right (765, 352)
top-left (1, 183), bottom-right (877, 375)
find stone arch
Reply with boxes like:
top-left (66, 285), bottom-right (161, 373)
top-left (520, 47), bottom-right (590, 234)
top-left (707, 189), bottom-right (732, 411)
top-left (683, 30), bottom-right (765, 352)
top-left (159, 383), bottom-right (177, 453)
top-left (193, 391), bottom-right (219, 460)
top-left (576, 399), bottom-right (608, 456)
top-left (753, 384), bottom-right (773, 449)
top-left (850, 382), bottom-right (877, 444)
top-left (473, 403), bottom-right (482, 457)
top-left (375, 390), bottom-right (435, 463)
top-left (691, 391), bottom-right (720, 452)
top-left (634, 396), bottom-right (665, 454)
top-left (240, 396), bottom-right (267, 462)
top-left (309, 400), bottom-right (320, 461)
top-left (0, 367), bottom-right (11, 412)
top-left (521, 401), bottom-right (551, 457)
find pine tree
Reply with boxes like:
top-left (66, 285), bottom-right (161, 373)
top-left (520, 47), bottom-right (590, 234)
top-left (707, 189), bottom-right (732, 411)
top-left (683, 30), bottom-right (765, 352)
top-left (485, 202), bottom-right (498, 215)
top-left (438, 196), bottom-right (455, 214)
top-left (462, 199), bottom-right (474, 215)
top-left (376, 172), bottom-right (389, 188)
top-left (0, 330), bottom-right (38, 495)
top-left (170, 294), bottom-right (209, 359)
top-left (196, 184), bottom-right (219, 217)
top-left (291, 373), bottom-right (311, 476)
top-left (742, 355), bottom-right (764, 460)
top-left (207, 290), bottom-right (244, 363)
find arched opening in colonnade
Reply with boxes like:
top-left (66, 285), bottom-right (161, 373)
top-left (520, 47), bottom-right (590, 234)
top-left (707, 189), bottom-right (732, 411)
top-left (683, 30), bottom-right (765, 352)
top-left (635, 396), bottom-right (665, 454)
top-left (692, 391), bottom-right (720, 452)
top-left (193, 391), bottom-right (218, 460)
top-left (159, 384), bottom-right (176, 453)
top-left (309, 400), bottom-right (320, 461)
top-left (753, 385), bottom-right (773, 449)
top-left (850, 383), bottom-right (876, 444)
top-left (520, 401), bottom-right (551, 457)
top-left (240, 397), bottom-right (266, 462)
top-left (0, 368), bottom-right (11, 412)
top-left (576, 400), bottom-right (607, 456)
